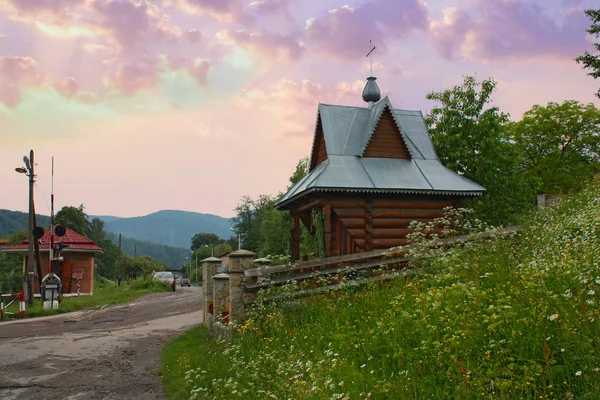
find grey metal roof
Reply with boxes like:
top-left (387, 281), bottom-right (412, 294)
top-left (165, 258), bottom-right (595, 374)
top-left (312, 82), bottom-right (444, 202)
top-left (316, 97), bottom-right (438, 160)
top-left (276, 96), bottom-right (485, 208)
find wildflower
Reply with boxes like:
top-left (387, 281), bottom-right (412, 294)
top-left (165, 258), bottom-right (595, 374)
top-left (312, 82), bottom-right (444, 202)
top-left (575, 371), bottom-right (582, 376)
top-left (548, 313), bottom-right (560, 321)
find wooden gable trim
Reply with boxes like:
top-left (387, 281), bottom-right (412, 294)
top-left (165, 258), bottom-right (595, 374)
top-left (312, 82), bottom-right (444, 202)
top-left (363, 107), bottom-right (411, 159)
top-left (309, 114), bottom-right (327, 171)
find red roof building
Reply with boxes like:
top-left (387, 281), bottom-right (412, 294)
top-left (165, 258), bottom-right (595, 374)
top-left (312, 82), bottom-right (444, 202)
top-left (1, 227), bottom-right (103, 295)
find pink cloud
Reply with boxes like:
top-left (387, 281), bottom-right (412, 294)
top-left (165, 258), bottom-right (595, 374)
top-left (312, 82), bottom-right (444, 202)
top-left (305, 0), bottom-right (429, 59)
top-left (90, 0), bottom-right (180, 51)
top-left (237, 78), bottom-right (381, 139)
top-left (430, 1), bottom-right (590, 62)
top-left (184, 28), bottom-right (202, 43)
top-left (0, 85), bottom-right (22, 108)
top-left (4, 0), bottom-right (86, 15)
top-left (105, 55), bottom-right (163, 95)
top-left (171, 0), bottom-right (250, 22)
top-left (0, 56), bottom-right (44, 108)
top-left (54, 76), bottom-right (79, 98)
top-left (218, 29), bottom-right (304, 61)
top-left (169, 57), bottom-right (211, 85)
top-left (250, 0), bottom-right (291, 19)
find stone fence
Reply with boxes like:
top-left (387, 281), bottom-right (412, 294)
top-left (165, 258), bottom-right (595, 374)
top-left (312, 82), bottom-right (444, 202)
top-left (202, 250), bottom-right (272, 334)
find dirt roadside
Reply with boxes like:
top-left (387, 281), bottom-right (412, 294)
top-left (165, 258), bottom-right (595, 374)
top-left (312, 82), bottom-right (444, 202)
top-left (0, 286), bottom-right (202, 400)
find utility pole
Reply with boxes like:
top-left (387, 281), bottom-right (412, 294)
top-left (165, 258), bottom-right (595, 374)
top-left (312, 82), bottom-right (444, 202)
top-left (117, 234), bottom-right (122, 286)
top-left (195, 252), bottom-right (198, 283)
top-left (15, 150), bottom-right (39, 304)
top-left (25, 150), bottom-right (35, 305)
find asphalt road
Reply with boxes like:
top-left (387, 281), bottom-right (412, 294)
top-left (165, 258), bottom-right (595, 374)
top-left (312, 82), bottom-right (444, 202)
top-left (0, 286), bottom-right (202, 400)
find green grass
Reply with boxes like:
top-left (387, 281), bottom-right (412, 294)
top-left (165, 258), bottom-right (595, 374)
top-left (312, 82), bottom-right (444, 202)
top-left (1, 276), bottom-right (172, 319)
top-left (160, 326), bottom-right (223, 400)
top-left (163, 182), bottom-right (600, 399)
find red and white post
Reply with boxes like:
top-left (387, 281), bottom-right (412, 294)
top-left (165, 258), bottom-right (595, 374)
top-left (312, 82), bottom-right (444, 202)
top-left (19, 290), bottom-right (26, 318)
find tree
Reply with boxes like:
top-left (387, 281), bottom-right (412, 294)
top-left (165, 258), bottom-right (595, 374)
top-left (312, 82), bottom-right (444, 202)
top-left (87, 217), bottom-right (106, 245)
top-left (55, 205), bottom-right (88, 234)
top-left (509, 100), bottom-right (600, 194)
top-left (120, 255), bottom-right (164, 280)
top-left (426, 75), bottom-right (538, 225)
top-left (576, 9), bottom-right (600, 98)
top-left (190, 233), bottom-right (222, 252)
top-left (258, 206), bottom-right (292, 257)
top-left (288, 157), bottom-right (309, 189)
top-left (95, 239), bottom-right (119, 279)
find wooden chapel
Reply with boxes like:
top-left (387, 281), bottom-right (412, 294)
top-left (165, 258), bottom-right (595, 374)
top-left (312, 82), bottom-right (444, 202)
top-left (275, 76), bottom-right (485, 261)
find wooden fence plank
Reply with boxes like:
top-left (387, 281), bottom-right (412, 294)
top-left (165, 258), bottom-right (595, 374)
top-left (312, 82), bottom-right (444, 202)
top-left (244, 255), bottom-right (409, 291)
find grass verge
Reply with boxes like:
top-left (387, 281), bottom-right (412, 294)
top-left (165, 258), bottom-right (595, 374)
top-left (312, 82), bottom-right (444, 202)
top-left (1, 276), bottom-right (172, 319)
top-left (163, 182), bottom-right (600, 399)
top-left (160, 326), bottom-right (222, 400)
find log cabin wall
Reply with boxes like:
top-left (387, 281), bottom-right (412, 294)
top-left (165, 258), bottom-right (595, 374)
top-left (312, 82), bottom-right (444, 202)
top-left (320, 195), bottom-right (461, 257)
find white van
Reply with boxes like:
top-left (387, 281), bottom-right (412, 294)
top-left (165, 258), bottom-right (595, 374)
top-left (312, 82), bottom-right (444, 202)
top-left (153, 271), bottom-right (174, 283)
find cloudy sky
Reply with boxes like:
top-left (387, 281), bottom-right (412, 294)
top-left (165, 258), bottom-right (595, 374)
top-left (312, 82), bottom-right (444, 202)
top-left (0, 0), bottom-right (598, 219)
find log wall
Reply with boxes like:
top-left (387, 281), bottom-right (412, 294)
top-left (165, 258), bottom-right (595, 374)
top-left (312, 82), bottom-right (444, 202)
top-left (322, 196), bottom-right (458, 256)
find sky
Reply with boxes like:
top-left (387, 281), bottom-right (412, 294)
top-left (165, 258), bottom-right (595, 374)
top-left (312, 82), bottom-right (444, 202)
top-left (0, 0), bottom-right (599, 219)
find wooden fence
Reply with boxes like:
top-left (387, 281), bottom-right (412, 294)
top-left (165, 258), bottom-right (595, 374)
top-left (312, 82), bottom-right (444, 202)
top-left (202, 227), bottom-right (518, 333)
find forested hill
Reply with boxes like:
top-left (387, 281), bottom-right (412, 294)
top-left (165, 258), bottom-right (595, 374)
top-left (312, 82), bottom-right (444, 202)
top-left (98, 210), bottom-right (233, 249)
top-left (1, 209), bottom-right (195, 267)
top-left (0, 209), bottom-right (50, 238)
top-left (105, 233), bottom-right (190, 268)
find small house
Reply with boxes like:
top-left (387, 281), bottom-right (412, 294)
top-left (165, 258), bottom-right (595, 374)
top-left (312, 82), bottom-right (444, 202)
top-left (1, 227), bottom-right (103, 295)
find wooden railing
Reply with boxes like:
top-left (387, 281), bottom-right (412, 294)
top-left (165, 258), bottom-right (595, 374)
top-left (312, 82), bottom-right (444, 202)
top-left (243, 226), bottom-right (519, 296)
top-left (203, 227), bottom-right (518, 332)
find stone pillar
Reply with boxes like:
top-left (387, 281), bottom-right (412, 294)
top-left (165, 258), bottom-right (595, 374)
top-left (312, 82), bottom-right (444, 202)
top-left (212, 273), bottom-right (230, 328)
top-left (228, 249), bottom-right (256, 325)
top-left (202, 257), bottom-right (222, 325)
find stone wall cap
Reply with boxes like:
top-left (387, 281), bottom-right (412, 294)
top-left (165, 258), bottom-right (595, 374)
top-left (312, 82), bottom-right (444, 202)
top-left (213, 273), bottom-right (230, 279)
top-left (201, 257), bottom-right (223, 262)
top-left (228, 249), bottom-right (256, 257)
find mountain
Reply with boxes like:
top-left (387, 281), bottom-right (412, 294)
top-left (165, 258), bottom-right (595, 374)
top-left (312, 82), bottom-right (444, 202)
top-left (90, 215), bottom-right (122, 223)
top-left (0, 209), bottom-right (51, 238)
top-left (99, 210), bottom-right (233, 249)
top-left (105, 233), bottom-right (190, 268)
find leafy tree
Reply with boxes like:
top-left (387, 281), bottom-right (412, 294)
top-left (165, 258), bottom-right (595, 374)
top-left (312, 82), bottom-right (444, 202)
top-left (190, 233), bottom-right (222, 252)
top-left (426, 75), bottom-right (538, 225)
top-left (95, 239), bottom-right (119, 279)
top-left (55, 205), bottom-right (88, 234)
top-left (576, 9), bottom-right (600, 98)
top-left (225, 236), bottom-right (239, 251)
top-left (288, 157), bottom-right (309, 189)
top-left (231, 195), bottom-right (273, 253)
top-left (509, 100), bottom-right (600, 194)
top-left (258, 206), bottom-right (291, 257)
top-left (120, 255), bottom-right (164, 280)
top-left (213, 242), bottom-right (233, 257)
top-left (87, 217), bottom-right (106, 245)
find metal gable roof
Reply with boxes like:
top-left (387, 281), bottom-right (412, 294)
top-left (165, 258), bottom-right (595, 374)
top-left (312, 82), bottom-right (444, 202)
top-left (317, 97), bottom-right (436, 159)
top-left (276, 95), bottom-right (485, 209)
top-left (276, 156), bottom-right (485, 208)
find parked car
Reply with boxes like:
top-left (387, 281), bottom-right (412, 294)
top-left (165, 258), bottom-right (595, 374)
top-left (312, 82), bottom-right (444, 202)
top-left (153, 271), bottom-right (174, 283)
top-left (180, 278), bottom-right (191, 287)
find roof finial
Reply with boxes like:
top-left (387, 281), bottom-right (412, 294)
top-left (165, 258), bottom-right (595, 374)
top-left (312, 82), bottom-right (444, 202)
top-left (366, 39), bottom-right (376, 77)
top-left (362, 40), bottom-right (381, 107)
